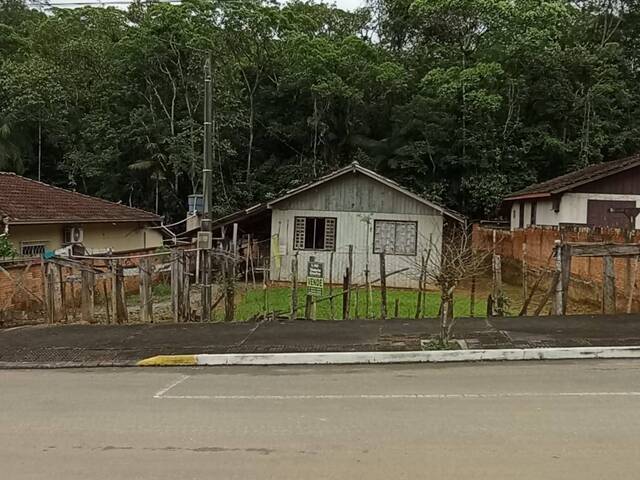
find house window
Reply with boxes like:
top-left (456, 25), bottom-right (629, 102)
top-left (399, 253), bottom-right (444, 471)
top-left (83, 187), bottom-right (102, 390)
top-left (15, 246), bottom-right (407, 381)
top-left (20, 241), bottom-right (47, 257)
top-left (373, 220), bottom-right (417, 255)
top-left (530, 201), bottom-right (537, 226)
top-left (294, 217), bottom-right (336, 251)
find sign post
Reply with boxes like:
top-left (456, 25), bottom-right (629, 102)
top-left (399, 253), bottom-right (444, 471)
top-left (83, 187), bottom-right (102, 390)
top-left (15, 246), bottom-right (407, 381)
top-left (307, 260), bottom-right (324, 297)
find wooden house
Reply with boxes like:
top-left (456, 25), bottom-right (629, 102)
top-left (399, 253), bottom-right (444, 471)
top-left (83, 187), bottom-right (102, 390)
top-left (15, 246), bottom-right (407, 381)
top-left (211, 162), bottom-right (464, 288)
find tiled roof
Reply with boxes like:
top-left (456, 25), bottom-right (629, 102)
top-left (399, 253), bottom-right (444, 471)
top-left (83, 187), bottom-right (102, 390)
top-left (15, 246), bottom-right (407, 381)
top-left (505, 154), bottom-right (640, 201)
top-left (0, 172), bottom-right (161, 224)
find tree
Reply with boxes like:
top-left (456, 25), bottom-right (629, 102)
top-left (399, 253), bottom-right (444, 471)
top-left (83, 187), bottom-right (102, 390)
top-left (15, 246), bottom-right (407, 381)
top-left (413, 224), bottom-right (489, 344)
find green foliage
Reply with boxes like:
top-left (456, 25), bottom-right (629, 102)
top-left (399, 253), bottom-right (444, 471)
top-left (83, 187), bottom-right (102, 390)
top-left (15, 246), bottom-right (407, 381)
top-left (0, 234), bottom-right (16, 258)
top-left (233, 286), bottom-right (486, 321)
top-left (1, 0), bottom-right (640, 219)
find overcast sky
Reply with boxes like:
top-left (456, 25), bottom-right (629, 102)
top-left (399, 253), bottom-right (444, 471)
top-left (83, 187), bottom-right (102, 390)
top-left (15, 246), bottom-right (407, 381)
top-left (334, 0), bottom-right (365, 10)
top-left (39, 0), bottom-right (368, 11)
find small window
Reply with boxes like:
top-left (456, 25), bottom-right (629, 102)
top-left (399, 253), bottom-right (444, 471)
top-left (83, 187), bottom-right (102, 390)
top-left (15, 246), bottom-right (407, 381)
top-left (294, 217), bottom-right (336, 251)
top-left (20, 241), bottom-right (47, 257)
top-left (373, 220), bottom-right (417, 255)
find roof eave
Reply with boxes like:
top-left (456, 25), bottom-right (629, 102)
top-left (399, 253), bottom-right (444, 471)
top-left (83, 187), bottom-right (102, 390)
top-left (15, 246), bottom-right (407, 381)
top-left (503, 192), bottom-right (553, 202)
top-left (7, 217), bottom-right (161, 225)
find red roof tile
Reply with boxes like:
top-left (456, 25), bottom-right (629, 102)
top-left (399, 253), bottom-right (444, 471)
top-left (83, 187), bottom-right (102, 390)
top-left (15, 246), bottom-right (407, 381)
top-left (0, 172), bottom-right (161, 224)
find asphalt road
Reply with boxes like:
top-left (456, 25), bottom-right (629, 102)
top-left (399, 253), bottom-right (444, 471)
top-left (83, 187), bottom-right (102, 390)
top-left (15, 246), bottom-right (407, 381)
top-left (2, 361), bottom-right (640, 479)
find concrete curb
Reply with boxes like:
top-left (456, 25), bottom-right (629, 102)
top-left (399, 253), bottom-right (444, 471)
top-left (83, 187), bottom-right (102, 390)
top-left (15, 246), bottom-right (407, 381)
top-left (135, 346), bottom-right (640, 366)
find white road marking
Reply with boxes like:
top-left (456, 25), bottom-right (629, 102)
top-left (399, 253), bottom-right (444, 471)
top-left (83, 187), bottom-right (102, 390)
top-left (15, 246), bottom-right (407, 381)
top-left (156, 391), bottom-right (640, 400)
top-left (153, 375), bottom-right (191, 398)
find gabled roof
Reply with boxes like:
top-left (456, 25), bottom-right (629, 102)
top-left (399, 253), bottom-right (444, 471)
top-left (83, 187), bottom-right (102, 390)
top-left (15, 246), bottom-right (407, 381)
top-left (211, 162), bottom-right (464, 229)
top-left (267, 162), bottom-right (465, 222)
top-left (0, 172), bottom-right (161, 224)
top-left (504, 154), bottom-right (640, 201)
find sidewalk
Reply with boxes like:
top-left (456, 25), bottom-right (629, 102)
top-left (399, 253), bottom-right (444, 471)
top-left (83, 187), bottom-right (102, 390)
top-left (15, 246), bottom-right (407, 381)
top-left (2, 315), bottom-right (640, 367)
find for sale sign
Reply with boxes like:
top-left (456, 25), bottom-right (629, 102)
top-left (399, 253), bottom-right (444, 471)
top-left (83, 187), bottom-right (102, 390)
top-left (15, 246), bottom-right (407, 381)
top-left (307, 261), bottom-right (324, 297)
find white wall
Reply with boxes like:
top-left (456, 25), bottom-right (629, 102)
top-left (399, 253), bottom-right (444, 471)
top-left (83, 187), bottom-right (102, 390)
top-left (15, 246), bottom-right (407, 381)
top-left (511, 193), bottom-right (640, 230)
top-left (270, 209), bottom-right (443, 288)
top-left (559, 193), bottom-right (640, 227)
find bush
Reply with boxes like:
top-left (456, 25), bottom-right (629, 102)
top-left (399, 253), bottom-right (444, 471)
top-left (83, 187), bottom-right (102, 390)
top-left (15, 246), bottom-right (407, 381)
top-left (0, 235), bottom-right (16, 259)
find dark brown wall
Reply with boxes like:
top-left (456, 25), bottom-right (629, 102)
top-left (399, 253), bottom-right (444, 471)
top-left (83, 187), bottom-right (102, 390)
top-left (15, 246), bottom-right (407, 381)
top-left (573, 165), bottom-right (640, 194)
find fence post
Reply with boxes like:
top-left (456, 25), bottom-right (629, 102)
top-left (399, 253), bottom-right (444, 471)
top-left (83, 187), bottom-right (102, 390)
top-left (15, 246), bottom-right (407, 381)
top-left (553, 241), bottom-right (563, 315)
top-left (627, 256), bottom-right (638, 313)
top-left (380, 253), bottom-right (387, 321)
top-left (470, 274), bottom-right (476, 318)
top-left (114, 261), bottom-right (128, 323)
top-left (171, 250), bottom-right (181, 322)
top-left (183, 253), bottom-right (192, 322)
top-left (46, 262), bottom-right (56, 323)
top-left (304, 256), bottom-right (314, 321)
top-left (415, 255), bottom-right (425, 320)
top-left (491, 254), bottom-right (502, 316)
top-left (603, 255), bottom-right (616, 314)
top-left (224, 249), bottom-right (235, 322)
top-left (522, 241), bottom-right (528, 304)
top-left (290, 253), bottom-right (298, 321)
top-left (81, 269), bottom-right (95, 323)
top-left (139, 257), bottom-right (153, 323)
top-left (342, 270), bottom-right (349, 319)
top-left (329, 251), bottom-right (335, 321)
top-left (344, 245), bottom-right (353, 320)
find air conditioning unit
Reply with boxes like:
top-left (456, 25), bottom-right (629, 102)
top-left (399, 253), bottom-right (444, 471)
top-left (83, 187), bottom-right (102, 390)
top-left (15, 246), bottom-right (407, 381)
top-left (64, 226), bottom-right (84, 245)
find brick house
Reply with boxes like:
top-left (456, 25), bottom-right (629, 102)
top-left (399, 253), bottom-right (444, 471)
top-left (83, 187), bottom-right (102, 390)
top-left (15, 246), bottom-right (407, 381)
top-left (0, 172), bottom-right (163, 257)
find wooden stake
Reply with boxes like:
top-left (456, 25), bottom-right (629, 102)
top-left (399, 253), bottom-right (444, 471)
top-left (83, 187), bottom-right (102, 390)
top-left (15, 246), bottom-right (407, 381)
top-left (102, 276), bottom-right (111, 324)
top-left (469, 274), bottom-right (476, 318)
top-left (415, 255), bottom-right (425, 320)
top-left (364, 265), bottom-right (370, 320)
top-left (344, 245), bottom-right (353, 320)
top-left (342, 271), bottom-right (349, 320)
top-left (627, 256), bottom-right (638, 313)
top-left (522, 241), bottom-right (528, 304)
top-left (290, 254), bottom-right (298, 321)
top-left (171, 250), bottom-right (180, 322)
top-left (58, 264), bottom-right (67, 323)
top-left (329, 251), bottom-right (335, 321)
top-left (139, 257), bottom-right (152, 323)
top-left (603, 255), bottom-right (616, 314)
top-left (394, 298), bottom-right (399, 319)
top-left (560, 244), bottom-right (572, 315)
top-left (113, 261), bottom-right (128, 324)
top-left (81, 270), bottom-right (95, 323)
top-left (380, 253), bottom-right (387, 321)
top-left (491, 254), bottom-right (502, 316)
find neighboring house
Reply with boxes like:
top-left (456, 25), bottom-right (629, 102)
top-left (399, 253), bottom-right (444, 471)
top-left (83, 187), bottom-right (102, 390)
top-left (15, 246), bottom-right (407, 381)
top-left (503, 155), bottom-right (640, 230)
top-left (209, 162), bottom-right (464, 288)
top-left (0, 172), bottom-right (163, 257)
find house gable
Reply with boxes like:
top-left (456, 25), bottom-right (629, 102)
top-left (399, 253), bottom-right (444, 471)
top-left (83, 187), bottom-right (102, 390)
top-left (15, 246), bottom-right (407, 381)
top-left (270, 171), bottom-right (441, 216)
top-left (571, 165), bottom-right (640, 194)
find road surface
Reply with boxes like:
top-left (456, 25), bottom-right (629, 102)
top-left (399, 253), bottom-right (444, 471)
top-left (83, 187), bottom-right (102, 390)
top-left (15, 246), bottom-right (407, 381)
top-left (2, 361), bottom-right (640, 479)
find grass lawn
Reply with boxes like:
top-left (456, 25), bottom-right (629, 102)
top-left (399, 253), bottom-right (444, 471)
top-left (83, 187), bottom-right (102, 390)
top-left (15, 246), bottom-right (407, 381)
top-left (231, 286), bottom-right (487, 321)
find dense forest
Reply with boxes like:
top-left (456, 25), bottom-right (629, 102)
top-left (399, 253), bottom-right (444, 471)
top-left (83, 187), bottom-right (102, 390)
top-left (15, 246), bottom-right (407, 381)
top-left (1, 0), bottom-right (640, 221)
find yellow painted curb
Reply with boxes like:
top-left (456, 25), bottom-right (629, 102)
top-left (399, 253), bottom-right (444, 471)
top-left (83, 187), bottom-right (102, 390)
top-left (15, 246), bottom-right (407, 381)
top-left (137, 355), bottom-right (198, 366)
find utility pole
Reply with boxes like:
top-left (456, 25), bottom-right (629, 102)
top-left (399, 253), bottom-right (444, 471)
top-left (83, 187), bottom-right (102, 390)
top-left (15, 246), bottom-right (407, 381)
top-left (200, 52), bottom-right (214, 322)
